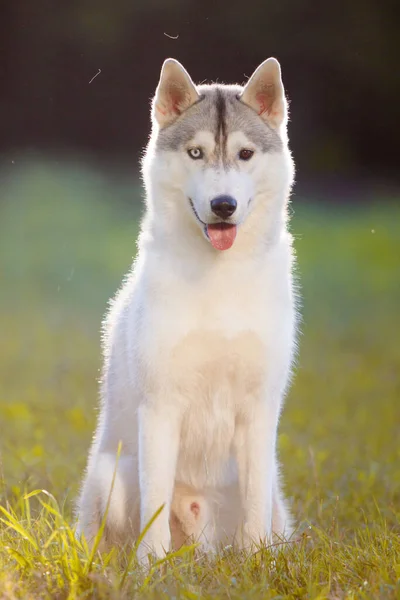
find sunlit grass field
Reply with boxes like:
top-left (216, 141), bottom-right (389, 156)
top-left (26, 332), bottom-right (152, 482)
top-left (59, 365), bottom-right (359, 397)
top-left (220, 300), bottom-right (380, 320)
top-left (0, 160), bottom-right (399, 598)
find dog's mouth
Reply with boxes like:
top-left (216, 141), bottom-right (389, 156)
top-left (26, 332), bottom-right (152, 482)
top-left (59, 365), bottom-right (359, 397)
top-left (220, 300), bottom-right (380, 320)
top-left (189, 199), bottom-right (237, 251)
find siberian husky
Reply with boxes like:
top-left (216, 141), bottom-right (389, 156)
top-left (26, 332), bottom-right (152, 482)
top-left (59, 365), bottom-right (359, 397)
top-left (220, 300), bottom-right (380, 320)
top-left (76, 57), bottom-right (298, 559)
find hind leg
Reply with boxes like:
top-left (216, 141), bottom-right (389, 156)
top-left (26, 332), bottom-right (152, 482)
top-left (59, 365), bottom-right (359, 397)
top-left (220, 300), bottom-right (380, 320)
top-left (76, 452), bottom-right (139, 550)
top-left (170, 483), bottom-right (215, 553)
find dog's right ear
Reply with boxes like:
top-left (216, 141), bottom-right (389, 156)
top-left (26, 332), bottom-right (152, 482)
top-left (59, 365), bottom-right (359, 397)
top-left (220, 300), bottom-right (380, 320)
top-left (152, 59), bottom-right (199, 128)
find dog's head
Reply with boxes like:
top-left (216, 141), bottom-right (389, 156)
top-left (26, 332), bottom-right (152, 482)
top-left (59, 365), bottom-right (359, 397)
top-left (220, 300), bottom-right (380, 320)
top-left (142, 58), bottom-right (294, 251)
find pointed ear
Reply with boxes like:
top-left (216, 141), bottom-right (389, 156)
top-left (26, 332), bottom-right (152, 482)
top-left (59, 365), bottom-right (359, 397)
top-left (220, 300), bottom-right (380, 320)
top-left (240, 58), bottom-right (287, 129)
top-left (152, 59), bottom-right (199, 128)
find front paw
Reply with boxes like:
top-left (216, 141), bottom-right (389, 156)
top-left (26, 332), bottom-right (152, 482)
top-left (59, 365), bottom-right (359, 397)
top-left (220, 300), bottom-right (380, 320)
top-left (238, 522), bottom-right (272, 552)
top-left (137, 528), bottom-right (171, 563)
top-left (193, 536), bottom-right (217, 558)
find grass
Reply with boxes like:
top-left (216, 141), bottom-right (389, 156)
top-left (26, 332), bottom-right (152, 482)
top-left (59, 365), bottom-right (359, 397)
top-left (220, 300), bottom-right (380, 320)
top-left (0, 159), bottom-right (399, 598)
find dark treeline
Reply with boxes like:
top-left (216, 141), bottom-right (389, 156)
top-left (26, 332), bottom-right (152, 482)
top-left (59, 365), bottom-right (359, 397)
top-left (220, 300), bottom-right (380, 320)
top-left (1, 0), bottom-right (399, 185)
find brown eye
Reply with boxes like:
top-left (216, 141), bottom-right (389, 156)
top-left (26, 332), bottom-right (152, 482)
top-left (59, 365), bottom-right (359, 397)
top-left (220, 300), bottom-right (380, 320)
top-left (239, 149), bottom-right (254, 161)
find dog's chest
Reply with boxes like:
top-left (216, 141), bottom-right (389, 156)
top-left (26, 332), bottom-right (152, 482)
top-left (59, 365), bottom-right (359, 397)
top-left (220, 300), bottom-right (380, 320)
top-left (138, 263), bottom-right (289, 395)
top-left (168, 329), bottom-right (266, 396)
top-left (171, 330), bottom-right (266, 486)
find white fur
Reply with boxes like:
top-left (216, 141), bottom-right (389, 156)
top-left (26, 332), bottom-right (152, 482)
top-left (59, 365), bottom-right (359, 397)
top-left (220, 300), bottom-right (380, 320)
top-left (76, 59), bottom-right (297, 560)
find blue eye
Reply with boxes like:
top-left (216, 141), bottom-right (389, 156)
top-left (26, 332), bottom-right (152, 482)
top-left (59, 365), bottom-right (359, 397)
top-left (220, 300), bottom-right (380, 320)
top-left (188, 147), bottom-right (203, 160)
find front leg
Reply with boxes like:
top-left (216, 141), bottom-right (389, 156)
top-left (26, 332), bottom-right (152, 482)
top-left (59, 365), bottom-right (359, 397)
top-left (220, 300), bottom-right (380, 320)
top-left (137, 402), bottom-right (181, 560)
top-left (234, 399), bottom-right (279, 550)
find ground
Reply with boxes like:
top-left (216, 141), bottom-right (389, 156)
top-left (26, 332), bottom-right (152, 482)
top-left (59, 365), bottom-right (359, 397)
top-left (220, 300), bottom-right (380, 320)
top-left (0, 160), bottom-right (399, 598)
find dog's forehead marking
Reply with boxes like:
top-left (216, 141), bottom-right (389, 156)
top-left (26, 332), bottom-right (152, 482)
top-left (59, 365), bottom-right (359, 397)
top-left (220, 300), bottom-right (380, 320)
top-left (156, 85), bottom-right (282, 154)
top-left (215, 88), bottom-right (228, 159)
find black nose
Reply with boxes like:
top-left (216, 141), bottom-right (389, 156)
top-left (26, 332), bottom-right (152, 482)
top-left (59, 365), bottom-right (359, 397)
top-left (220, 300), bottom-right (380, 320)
top-left (210, 195), bottom-right (237, 220)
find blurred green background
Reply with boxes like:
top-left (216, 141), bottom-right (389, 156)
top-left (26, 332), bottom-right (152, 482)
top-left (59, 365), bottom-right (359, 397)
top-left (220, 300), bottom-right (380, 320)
top-left (0, 0), bottom-right (399, 530)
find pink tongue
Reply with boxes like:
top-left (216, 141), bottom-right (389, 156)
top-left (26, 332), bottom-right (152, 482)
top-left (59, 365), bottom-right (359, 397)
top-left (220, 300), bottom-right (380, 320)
top-left (206, 223), bottom-right (237, 251)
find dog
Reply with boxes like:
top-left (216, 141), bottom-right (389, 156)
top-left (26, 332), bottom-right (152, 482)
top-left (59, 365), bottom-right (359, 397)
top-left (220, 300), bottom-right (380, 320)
top-left (76, 57), bottom-right (298, 560)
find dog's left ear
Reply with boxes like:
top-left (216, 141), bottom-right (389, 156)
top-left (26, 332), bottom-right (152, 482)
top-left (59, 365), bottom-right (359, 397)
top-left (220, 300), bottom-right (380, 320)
top-left (152, 58), bottom-right (199, 128)
top-left (240, 58), bottom-right (286, 129)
